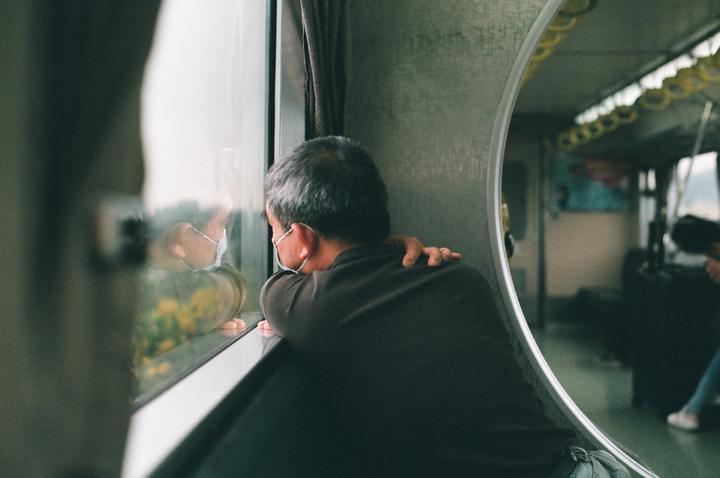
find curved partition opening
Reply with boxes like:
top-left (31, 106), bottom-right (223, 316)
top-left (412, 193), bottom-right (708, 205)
top-left (490, 0), bottom-right (720, 476)
top-left (489, 0), bottom-right (655, 476)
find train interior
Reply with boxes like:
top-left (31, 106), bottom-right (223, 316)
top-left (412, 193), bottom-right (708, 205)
top-left (3, 0), bottom-right (720, 477)
top-left (507, 0), bottom-right (720, 476)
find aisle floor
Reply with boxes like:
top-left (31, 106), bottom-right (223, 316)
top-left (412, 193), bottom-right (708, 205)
top-left (533, 321), bottom-right (720, 478)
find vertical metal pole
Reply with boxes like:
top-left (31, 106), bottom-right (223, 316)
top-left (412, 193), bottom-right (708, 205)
top-left (671, 100), bottom-right (714, 221)
top-left (649, 165), bottom-right (670, 271)
top-left (537, 135), bottom-right (547, 329)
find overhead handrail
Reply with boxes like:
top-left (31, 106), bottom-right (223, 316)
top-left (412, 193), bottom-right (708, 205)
top-left (558, 34), bottom-right (720, 150)
top-left (522, 0), bottom-right (598, 85)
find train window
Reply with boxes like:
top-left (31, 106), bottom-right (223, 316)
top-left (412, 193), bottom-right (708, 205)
top-left (668, 151), bottom-right (720, 220)
top-left (134, 0), bottom-right (269, 404)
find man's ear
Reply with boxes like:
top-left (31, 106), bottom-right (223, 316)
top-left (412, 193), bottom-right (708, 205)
top-left (291, 223), bottom-right (317, 259)
top-left (168, 223), bottom-right (192, 258)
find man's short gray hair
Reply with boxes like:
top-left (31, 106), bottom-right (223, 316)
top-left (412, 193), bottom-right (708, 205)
top-left (264, 136), bottom-right (391, 244)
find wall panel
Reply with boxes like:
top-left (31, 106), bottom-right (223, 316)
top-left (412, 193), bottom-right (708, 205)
top-left (344, 0), bottom-right (578, 435)
top-left (346, 0), bottom-right (544, 274)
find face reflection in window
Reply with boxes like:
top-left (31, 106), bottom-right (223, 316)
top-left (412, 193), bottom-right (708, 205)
top-left (175, 208), bottom-right (230, 270)
top-left (134, 0), bottom-right (269, 402)
top-left (133, 202), bottom-right (251, 399)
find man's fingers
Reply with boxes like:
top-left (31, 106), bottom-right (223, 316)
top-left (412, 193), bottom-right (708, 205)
top-left (392, 236), bottom-right (425, 267)
top-left (423, 247), bottom-right (442, 266)
top-left (402, 247), bottom-right (422, 267)
top-left (394, 237), bottom-right (462, 267)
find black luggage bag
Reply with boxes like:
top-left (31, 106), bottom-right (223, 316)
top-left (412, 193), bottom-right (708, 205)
top-left (631, 264), bottom-right (719, 415)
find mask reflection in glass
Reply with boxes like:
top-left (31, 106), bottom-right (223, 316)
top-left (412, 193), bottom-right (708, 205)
top-left (184, 225), bottom-right (227, 271)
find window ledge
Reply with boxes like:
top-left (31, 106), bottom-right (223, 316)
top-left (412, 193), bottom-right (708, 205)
top-left (122, 327), bottom-right (278, 478)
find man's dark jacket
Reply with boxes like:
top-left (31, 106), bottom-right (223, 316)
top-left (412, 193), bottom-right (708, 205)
top-left (261, 243), bottom-right (574, 477)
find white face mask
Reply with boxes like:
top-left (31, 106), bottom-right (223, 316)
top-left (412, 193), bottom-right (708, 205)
top-left (185, 225), bottom-right (227, 271)
top-left (271, 225), bottom-right (314, 274)
top-left (212, 228), bottom-right (228, 268)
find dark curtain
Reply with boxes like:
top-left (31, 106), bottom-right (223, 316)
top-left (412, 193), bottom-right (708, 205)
top-left (34, 1), bottom-right (161, 286)
top-left (300, 0), bottom-right (348, 138)
top-left (1, 1), bottom-right (160, 476)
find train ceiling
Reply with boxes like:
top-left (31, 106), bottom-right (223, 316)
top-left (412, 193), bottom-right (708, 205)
top-left (513, 0), bottom-right (720, 161)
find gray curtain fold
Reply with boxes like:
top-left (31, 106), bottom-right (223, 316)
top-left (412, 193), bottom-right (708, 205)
top-left (34, 1), bottom-right (161, 290)
top-left (300, 0), bottom-right (348, 138)
top-left (1, 1), bottom-right (160, 476)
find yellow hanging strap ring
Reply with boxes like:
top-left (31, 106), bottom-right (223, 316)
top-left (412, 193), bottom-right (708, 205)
top-left (638, 88), bottom-right (671, 111)
top-left (611, 105), bottom-right (638, 125)
top-left (582, 119), bottom-right (605, 139)
top-left (538, 30), bottom-right (567, 48)
top-left (695, 56), bottom-right (720, 82)
top-left (676, 67), bottom-right (708, 93)
top-left (598, 113), bottom-right (620, 133)
top-left (662, 76), bottom-right (690, 100)
top-left (525, 60), bottom-right (541, 76)
top-left (559, 0), bottom-right (598, 17)
top-left (522, 60), bottom-right (542, 84)
top-left (532, 44), bottom-right (555, 62)
top-left (548, 14), bottom-right (578, 32)
top-left (557, 130), bottom-right (578, 150)
top-left (570, 126), bottom-right (591, 145)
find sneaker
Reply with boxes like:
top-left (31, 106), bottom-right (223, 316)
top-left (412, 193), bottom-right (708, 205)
top-left (667, 410), bottom-right (700, 431)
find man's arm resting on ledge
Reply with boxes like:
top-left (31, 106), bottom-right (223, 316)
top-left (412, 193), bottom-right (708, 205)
top-left (258, 237), bottom-right (462, 334)
top-left (259, 270), bottom-right (306, 337)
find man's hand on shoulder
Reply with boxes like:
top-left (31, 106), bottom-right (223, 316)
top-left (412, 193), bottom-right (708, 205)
top-left (388, 236), bottom-right (463, 267)
top-left (706, 258), bottom-right (720, 285)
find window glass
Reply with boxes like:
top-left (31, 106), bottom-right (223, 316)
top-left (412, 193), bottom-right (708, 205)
top-left (667, 152), bottom-right (719, 264)
top-left (135, 0), bottom-right (268, 403)
top-left (668, 152), bottom-right (720, 219)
